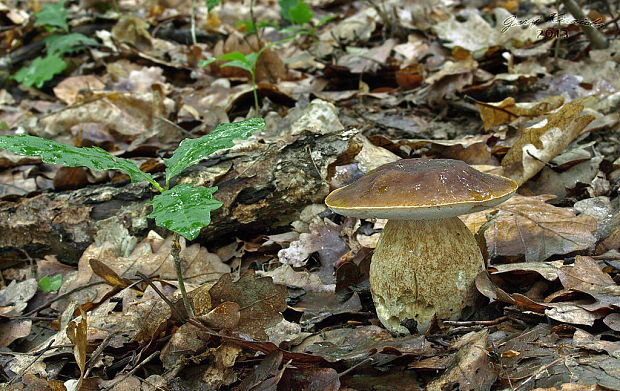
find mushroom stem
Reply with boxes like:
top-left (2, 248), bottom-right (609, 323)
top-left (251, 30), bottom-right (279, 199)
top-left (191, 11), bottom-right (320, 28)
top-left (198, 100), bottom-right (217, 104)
top-left (370, 217), bottom-right (485, 334)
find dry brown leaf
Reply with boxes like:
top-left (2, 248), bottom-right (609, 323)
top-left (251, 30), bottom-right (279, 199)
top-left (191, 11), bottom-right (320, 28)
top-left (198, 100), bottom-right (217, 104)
top-left (53, 75), bottom-right (106, 105)
top-left (462, 195), bottom-right (597, 262)
top-left (41, 91), bottom-right (174, 139)
top-left (111, 14), bottom-right (152, 50)
top-left (198, 301), bottom-right (240, 330)
top-left (0, 319), bottom-right (32, 347)
top-left (211, 35), bottom-right (287, 83)
top-left (477, 96), bottom-right (564, 130)
top-left (209, 271), bottom-right (288, 340)
top-left (160, 322), bottom-right (210, 370)
top-left (66, 306), bottom-right (87, 390)
top-left (502, 101), bottom-right (595, 185)
top-left (54, 231), bottom-right (230, 311)
top-left (427, 330), bottom-right (497, 391)
top-left (89, 259), bottom-right (132, 289)
top-left (557, 256), bottom-right (619, 312)
top-left (491, 261), bottom-right (563, 281)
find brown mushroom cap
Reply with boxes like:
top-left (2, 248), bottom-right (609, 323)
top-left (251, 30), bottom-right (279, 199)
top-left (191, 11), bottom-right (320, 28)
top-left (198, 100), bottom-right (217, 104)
top-left (325, 159), bottom-right (518, 220)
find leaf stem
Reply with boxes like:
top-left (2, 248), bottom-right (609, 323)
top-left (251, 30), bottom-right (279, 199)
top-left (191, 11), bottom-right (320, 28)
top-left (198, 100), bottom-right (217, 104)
top-left (171, 232), bottom-right (195, 319)
top-left (251, 71), bottom-right (259, 113)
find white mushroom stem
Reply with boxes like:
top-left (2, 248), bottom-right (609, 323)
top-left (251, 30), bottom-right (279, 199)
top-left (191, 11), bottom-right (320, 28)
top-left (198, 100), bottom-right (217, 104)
top-left (369, 217), bottom-right (485, 334)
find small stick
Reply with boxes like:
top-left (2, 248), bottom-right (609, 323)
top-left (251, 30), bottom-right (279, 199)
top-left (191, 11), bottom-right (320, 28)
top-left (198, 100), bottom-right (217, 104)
top-left (171, 233), bottom-right (194, 319)
top-left (561, 0), bottom-right (608, 49)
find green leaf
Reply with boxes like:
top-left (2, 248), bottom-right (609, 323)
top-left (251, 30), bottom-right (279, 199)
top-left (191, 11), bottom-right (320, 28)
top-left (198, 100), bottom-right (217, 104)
top-left (207, 0), bottom-right (222, 12)
top-left (235, 20), bottom-right (257, 34)
top-left (148, 184), bottom-right (223, 240)
top-left (44, 33), bottom-right (98, 55)
top-left (34, 1), bottom-right (68, 32)
top-left (0, 134), bottom-right (157, 185)
top-left (164, 117), bottom-right (265, 183)
top-left (198, 58), bottom-right (216, 67)
top-left (39, 274), bottom-right (63, 293)
top-left (221, 59), bottom-right (253, 73)
top-left (12, 54), bottom-right (67, 88)
top-left (217, 51), bottom-right (251, 65)
top-left (289, 0), bottom-right (313, 25)
top-left (279, 0), bottom-right (313, 24)
top-left (316, 14), bottom-right (336, 27)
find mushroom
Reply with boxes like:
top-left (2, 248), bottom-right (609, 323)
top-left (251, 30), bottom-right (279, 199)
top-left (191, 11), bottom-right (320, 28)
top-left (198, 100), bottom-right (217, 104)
top-left (325, 159), bottom-right (517, 334)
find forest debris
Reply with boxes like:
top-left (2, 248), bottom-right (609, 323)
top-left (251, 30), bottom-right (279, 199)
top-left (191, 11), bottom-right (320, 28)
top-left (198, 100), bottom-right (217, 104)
top-left (278, 219), bottom-right (347, 279)
top-left (502, 101), bottom-right (595, 186)
top-left (160, 322), bottom-right (211, 369)
top-left (427, 330), bottom-right (497, 391)
top-left (499, 324), bottom-right (620, 389)
top-left (209, 271), bottom-right (288, 340)
top-left (259, 264), bottom-right (332, 293)
top-left (279, 367), bottom-right (340, 390)
top-left (491, 261), bottom-right (562, 281)
top-left (65, 306), bottom-right (87, 390)
top-left (557, 256), bottom-right (620, 312)
top-left (477, 96), bottom-right (564, 130)
top-left (461, 195), bottom-right (597, 262)
top-left (305, 325), bottom-right (429, 364)
top-left (53, 232), bottom-right (229, 310)
top-left (53, 75), bottom-right (106, 105)
top-left (0, 278), bottom-right (37, 316)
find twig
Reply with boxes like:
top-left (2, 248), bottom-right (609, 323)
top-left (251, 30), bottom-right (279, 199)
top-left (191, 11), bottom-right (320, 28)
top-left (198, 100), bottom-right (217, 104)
top-left (442, 316), bottom-right (509, 327)
top-left (171, 233), bottom-right (195, 319)
top-left (21, 281), bottom-right (106, 317)
top-left (85, 332), bottom-right (116, 377)
top-left (136, 271), bottom-right (186, 322)
top-left (102, 350), bottom-right (160, 390)
top-left (561, 0), bottom-right (609, 49)
top-left (7, 339), bottom-right (55, 385)
top-left (190, 0), bottom-right (197, 45)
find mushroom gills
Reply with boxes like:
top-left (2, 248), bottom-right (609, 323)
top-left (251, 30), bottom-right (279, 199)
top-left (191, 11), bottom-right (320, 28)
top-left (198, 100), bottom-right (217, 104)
top-left (369, 217), bottom-right (484, 334)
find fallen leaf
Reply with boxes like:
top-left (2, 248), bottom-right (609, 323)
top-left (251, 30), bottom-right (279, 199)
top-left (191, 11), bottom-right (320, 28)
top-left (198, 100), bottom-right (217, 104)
top-left (462, 195), bottom-right (597, 262)
top-left (66, 306), bottom-right (87, 390)
top-left (502, 101), bottom-right (595, 185)
top-left (477, 96), bottom-right (564, 130)
top-left (427, 330), bottom-right (497, 391)
top-left (557, 256), bottom-right (620, 312)
top-left (209, 271), bottom-right (288, 340)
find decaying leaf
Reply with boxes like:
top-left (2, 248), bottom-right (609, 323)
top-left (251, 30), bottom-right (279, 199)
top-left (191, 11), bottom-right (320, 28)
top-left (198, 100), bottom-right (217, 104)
top-left (477, 96), bottom-right (564, 130)
top-left (66, 306), bottom-right (87, 389)
top-left (557, 256), bottom-right (620, 312)
top-left (502, 101), bottom-right (595, 185)
top-left (462, 195), bottom-right (597, 262)
top-left (427, 330), bottom-right (497, 391)
top-left (209, 271), bottom-right (288, 340)
top-left (499, 324), bottom-right (620, 389)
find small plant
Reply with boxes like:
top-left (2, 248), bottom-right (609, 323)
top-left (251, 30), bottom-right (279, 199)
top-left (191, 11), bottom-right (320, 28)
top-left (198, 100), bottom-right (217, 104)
top-left (38, 274), bottom-right (63, 293)
top-left (199, 47), bottom-right (278, 113)
top-left (201, 0), bottom-right (332, 113)
top-left (13, 1), bottom-right (98, 88)
top-left (0, 118), bottom-right (265, 317)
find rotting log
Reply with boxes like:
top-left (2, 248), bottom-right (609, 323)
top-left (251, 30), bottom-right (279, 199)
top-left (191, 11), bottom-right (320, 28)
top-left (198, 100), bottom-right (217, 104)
top-left (0, 125), bottom-right (358, 265)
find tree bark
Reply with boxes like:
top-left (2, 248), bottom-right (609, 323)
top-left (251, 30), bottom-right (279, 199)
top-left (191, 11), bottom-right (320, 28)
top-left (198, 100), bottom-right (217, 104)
top-left (0, 125), bottom-right (358, 265)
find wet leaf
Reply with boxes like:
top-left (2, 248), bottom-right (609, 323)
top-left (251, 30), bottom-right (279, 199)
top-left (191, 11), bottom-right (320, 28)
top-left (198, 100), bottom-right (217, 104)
top-left (164, 118), bottom-right (264, 183)
top-left (148, 184), bottom-right (223, 240)
top-left (0, 134), bottom-right (154, 184)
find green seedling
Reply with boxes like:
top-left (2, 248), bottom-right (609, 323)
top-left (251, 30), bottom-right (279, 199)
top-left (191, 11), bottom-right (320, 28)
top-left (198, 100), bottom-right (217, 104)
top-left (200, 50), bottom-right (267, 113)
top-left (13, 1), bottom-right (98, 88)
top-left (39, 274), bottom-right (63, 293)
top-left (0, 118), bottom-right (265, 317)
